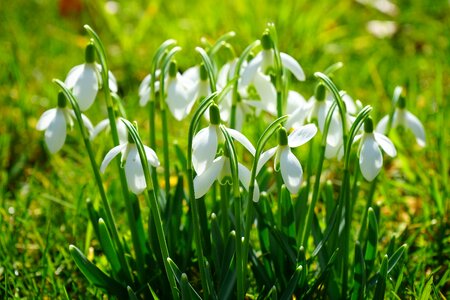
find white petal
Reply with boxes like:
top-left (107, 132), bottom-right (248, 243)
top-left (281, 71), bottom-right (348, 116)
top-left (72, 64), bottom-right (99, 111)
top-left (166, 78), bottom-right (189, 121)
top-left (375, 115), bottom-right (389, 134)
top-left (139, 74), bottom-right (152, 95)
top-left (237, 163), bottom-right (260, 202)
top-left (144, 145), bottom-right (160, 167)
top-left (36, 108), bottom-right (57, 131)
top-left (326, 115), bottom-right (343, 147)
top-left (359, 135), bottom-right (382, 181)
top-left (125, 146), bottom-right (147, 194)
top-left (340, 91), bottom-right (357, 115)
top-left (286, 90), bottom-right (306, 114)
top-left (192, 125), bottom-right (218, 174)
top-left (193, 157), bottom-right (224, 199)
top-left (288, 124), bottom-right (317, 148)
top-left (279, 147), bottom-right (303, 194)
top-left (64, 65), bottom-right (83, 88)
top-left (253, 72), bottom-right (277, 115)
top-left (108, 71), bottom-right (118, 93)
top-left (81, 113), bottom-right (94, 136)
top-left (226, 128), bottom-right (256, 155)
top-left (374, 132), bottom-right (397, 157)
top-left (117, 120), bottom-right (128, 144)
top-left (139, 86), bottom-right (151, 107)
top-left (256, 147), bottom-right (277, 174)
top-left (240, 52), bottom-right (263, 87)
top-left (317, 101), bottom-right (328, 132)
top-left (91, 119), bottom-right (110, 140)
top-left (45, 109), bottom-right (67, 153)
top-left (280, 52), bottom-right (305, 81)
top-left (100, 143), bottom-right (127, 173)
top-left (183, 66), bottom-right (200, 82)
top-left (405, 110), bottom-right (426, 147)
top-left (285, 103), bottom-right (310, 130)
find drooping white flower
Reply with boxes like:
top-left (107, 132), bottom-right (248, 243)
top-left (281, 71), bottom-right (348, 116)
top-left (36, 92), bottom-right (93, 153)
top-left (356, 118), bottom-right (396, 181)
top-left (138, 70), bottom-right (161, 107)
top-left (193, 155), bottom-right (260, 202)
top-left (192, 105), bottom-right (255, 175)
top-left (64, 44), bottom-right (118, 111)
top-left (165, 61), bottom-right (197, 121)
top-left (375, 98), bottom-right (426, 147)
top-left (100, 138), bottom-right (160, 195)
top-left (91, 117), bottom-right (128, 144)
top-left (257, 124), bottom-right (317, 194)
top-left (185, 64), bottom-right (211, 104)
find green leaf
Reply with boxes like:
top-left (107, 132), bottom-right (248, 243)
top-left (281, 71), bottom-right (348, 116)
top-left (97, 218), bottom-right (121, 278)
top-left (388, 244), bottom-right (407, 274)
top-left (373, 255), bottom-right (388, 300)
top-left (127, 286), bottom-right (139, 300)
top-left (167, 258), bottom-right (202, 300)
top-left (280, 265), bottom-right (303, 300)
top-left (351, 241), bottom-right (365, 300)
top-left (69, 245), bottom-right (126, 297)
top-left (280, 185), bottom-right (295, 240)
top-left (364, 207), bottom-right (378, 276)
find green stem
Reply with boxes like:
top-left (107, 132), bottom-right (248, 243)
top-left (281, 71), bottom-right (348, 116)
top-left (220, 183), bottom-right (230, 235)
top-left (54, 80), bottom-right (132, 284)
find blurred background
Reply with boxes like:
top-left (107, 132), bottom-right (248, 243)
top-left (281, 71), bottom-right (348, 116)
top-left (0, 0), bottom-right (448, 297)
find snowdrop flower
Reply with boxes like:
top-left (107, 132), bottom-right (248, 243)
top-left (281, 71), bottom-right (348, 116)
top-left (64, 43), bottom-right (118, 111)
top-left (165, 61), bottom-right (196, 121)
top-left (357, 117), bottom-right (396, 181)
top-left (257, 124), bottom-right (317, 194)
top-left (36, 92), bottom-right (93, 153)
top-left (375, 96), bottom-right (426, 147)
top-left (185, 64), bottom-right (211, 104)
top-left (138, 70), bottom-right (161, 107)
top-left (100, 133), bottom-right (160, 194)
top-left (91, 116), bottom-right (128, 144)
top-left (192, 105), bottom-right (255, 175)
top-left (194, 151), bottom-right (260, 202)
top-left (240, 32), bottom-right (305, 87)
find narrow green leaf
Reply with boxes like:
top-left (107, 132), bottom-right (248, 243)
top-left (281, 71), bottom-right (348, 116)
top-left (280, 265), bottom-right (303, 300)
top-left (373, 255), bottom-right (388, 300)
top-left (127, 286), bottom-right (139, 300)
top-left (364, 207), bottom-right (378, 276)
top-left (388, 244), bottom-right (407, 274)
top-left (280, 185), bottom-right (295, 240)
top-left (69, 245), bottom-right (126, 297)
top-left (97, 218), bottom-right (121, 278)
top-left (180, 273), bottom-right (202, 300)
top-left (351, 241), bottom-right (366, 300)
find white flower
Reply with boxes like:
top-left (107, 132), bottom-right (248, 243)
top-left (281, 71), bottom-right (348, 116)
top-left (65, 64), bottom-right (118, 111)
top-left (376, 107), bottom-right (426, 147)
top-left (257, 124), bottom-right (317, 194)
top-left (100, 141), bottom-right (160, 194)
top-left (36, 93), bottom-right (93, 153)
top-left (193, 155), bottom-right (260, 202)
top-left (91, 118), bottom-right (128, 144)
top-left (192, 122), bottom-right (255, 175)
top-left (184, 65), bottom-right (211, 104)
top-left (138, 70), bottom-right (161, 107)
top-left (357, 118), bottom-right (396, 181)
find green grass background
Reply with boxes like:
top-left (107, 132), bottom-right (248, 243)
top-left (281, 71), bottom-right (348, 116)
top-left (0, 0), bottom-right (449, 297)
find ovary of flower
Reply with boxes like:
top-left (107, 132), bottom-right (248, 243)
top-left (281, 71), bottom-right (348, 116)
top-left (100, 142), bottom-right (160, 194)
top-left (356, 131), bottom-right (396, 181)
top-left (65, 63), bottom-right (118, 111)
top-left (193, 156), bottom-right (260, 202)
top-left (256, 124), bottom-right (317, 194)
top-left (36, 107), bottom-right (93, 153)
top-left (192, 124), bottom-right (256, 175)
top-left (375, 108), bottom-right (426, 147)
top-left (91, 118), bottom-right (128, 144)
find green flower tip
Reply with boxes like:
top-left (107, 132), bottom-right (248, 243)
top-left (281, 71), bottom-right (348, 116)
top-left (261, 31), bottom-right (273, 50)
top-left (315, 84), bottom-right (326, 101)
top-left (397, 94), bottom-right (406, 109)
top-left (168, 60), bottom-right (177, 77)
top-left (364, 117), bottom-right (374, 133)
top-left (278, 127), bottom-right (288, 146)
top-left (199, 63), bottom-right (208, 81)
top-left (85, 43), bottom-right (96, 63)
top-left (57, 91), bottom-right (67, 108)
top-left (209, 104), bottom-right (221, 125)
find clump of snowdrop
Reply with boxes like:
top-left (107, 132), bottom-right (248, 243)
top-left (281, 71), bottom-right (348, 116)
top-left (376, 95), bottom-right (426, 147)
top-left (64, 43), bottom-right (118, 111)
top-left (100, 127), bottom-right (160, 194)
top-left (36, 92), bottom-right (93, 153)
top-left (257, 124), bottom-right (317, 194)
top-left (357, 117), bottom-right (397, 181)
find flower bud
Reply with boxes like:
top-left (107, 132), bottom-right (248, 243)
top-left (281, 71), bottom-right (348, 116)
top-left (209, 104), bottom-right (221, 125)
